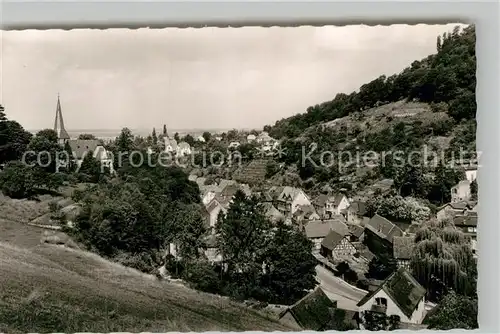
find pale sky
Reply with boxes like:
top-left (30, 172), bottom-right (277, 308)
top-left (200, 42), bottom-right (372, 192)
top-left (1, 24), bottom-right (465, 131)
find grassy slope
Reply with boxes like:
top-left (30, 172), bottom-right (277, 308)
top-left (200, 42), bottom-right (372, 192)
top-left (0, 197), bottom-right (292, 333)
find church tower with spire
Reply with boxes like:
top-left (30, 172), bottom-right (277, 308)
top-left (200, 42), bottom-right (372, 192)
top-left (53, 94), bottom-right (70, 144)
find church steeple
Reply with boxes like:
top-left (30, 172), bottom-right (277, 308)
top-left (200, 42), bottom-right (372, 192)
top-left (54, 93), bottom-right (70, 144)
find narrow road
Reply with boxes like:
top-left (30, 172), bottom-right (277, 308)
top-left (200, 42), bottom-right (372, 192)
top-left (315, 265), bottom-right (367, 311)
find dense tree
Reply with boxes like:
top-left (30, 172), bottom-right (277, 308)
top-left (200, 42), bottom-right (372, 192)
top-left (366, 254), bottom-right (397, 281)
top-left (78, 151), bottom-right (103, 183)
top-left (365, 195), bottom-right (431, 223)
top-left (115, 127), bottom-right (134, 153)
top-left (183, 134), bottom-right (195, 147)
top-left (163, 124), bottom-right (167, 136)
top-left (0, 106), bottom-right (33, 164)
top-left (0, 161), bottom-right (36, 198)
top-left (425, 291), bottom-right (478, 329)
top-left (362, 312), bottom-right (400, 331)
top-left (427, 163), bottom-right (465, 204)
top-left (470, 179), bottom-right (478, 200)
top-left (174, 132), bottom-right (180, 142)
top-left (78, 133), bottom-right (97, 140)
top-left (202, 131), bottom-right (211, 143)
top-left (411, 219), bottom-right (476, 302)
top-left (35, 129), bottom-right (59, 143)
top-left (266, 25), bottom-right (475, 138)
top-left (152, 128), bottom-right (158, 146)
top-left (261, 222), bottom-right (317, 304)
top-left (216, 191), bottom-right (270, 292)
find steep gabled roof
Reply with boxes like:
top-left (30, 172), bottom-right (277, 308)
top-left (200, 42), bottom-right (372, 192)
top-left (281, 287), bottom-right (337, 331)
top-left (393, 236), bottom-right (415, 260)
top-left (304, 219), bottom-right (349, 239)
top-left (277, 186), bottom-right (304, 203)
top-left (321, 230), bottom-right (347, 250)
top-left (261, 203), bottom-right (285, 222)
top-left (349, 225), bottom-right (365, 238)
top-left (357, 268), bottom-right (426, 319)
top-left (53, 95), bottom-right (70, 140)
top-left (365, 214), bottom-right (404, 243)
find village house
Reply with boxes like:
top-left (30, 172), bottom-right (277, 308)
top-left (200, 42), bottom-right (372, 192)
top-left (164, 136), bottom-right (178, 154)
top-left (293, 204), bottom-right (320, 225)
top-left (348, 224), bottom-right (365, 242)
top-left (164, 137), bottom-right (191, 156)
top-left (199, 184), bottom-right (221, 206)
top-left (205, 195), bottom-right (231, 233)
top-left (451, 180), bottom-right (472, 203)
top-left (453, 213), bottom-right (478, 256)
top-left (217, 178), bottom-right (237, 189)
top-left (393, 236), bottom-right (415, 270)
top-left (304, 219), bottom-right (350, 251)
top-left (364, 214), bottom-right (404, 256)
top-left (246, 134), bottom-right (257, 143)
top-left (436, 201), bottom-right (477, 222)
top-left (261, 202), bottom-right (286, 224)
top-left (204, 234), bottom-right (222, 263)
top-left (266, 186), bottom-right (312, 215)
top-left (320, 230), bottom-right (357, 261)
top-left (196, 135), bottom-right (206, 142)
top-left (465, 166), bottom-right (477, 182)
top-left (313, 193), bottom-right (350, 219)
top-left (346, 200), bottom-right (368, 225)
top-left (177, 142), bottom-right (192, 156)
top-left (357, 268), bottom-right (427, 326)
top-left (256, 131), bottom-right (272, 144)
top-left (279, 287), bottom-right (352, 331)
top-left (68, 139), bottom-right (114, 174)
top-left (228, 141), bottom-right (240, 149)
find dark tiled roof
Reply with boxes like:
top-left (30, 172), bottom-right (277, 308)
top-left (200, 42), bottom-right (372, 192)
top-left (283, 287), bottom-right (337, 331)
top-left (349, 225), bottom-right (365, 238)
top-left (453, 214), bottom-right (478, 227)
top-left (313, 193), bottom-right (345, 207)
top-left (206, 200), bottom-right (220, 214)
top-left (305, 219), bottom-right (349, 239)
top-left (357, 268), bottom-right (426, 319)
top-left (321, 230), bottom-right (346, 250)
top-left (293, 204), bottom-right (316, 217)
top-left (349, 201), bottom-right (367, 216)
top-left (313, 194), bottom-right (330, 206)
top-left (360, 249), bottom-right (375, 261)
top-left (393, 236), bottom-right (415, 260)
top-left (365, 214), bottom-right (404, 243)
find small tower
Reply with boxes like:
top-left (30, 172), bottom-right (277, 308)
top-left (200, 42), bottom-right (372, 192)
top-left (53, 94), bottom-right (70, 144)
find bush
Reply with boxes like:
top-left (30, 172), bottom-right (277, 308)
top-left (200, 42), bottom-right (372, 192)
top-left (0, 161), bottom-right (35, 198)
top-left (182, 261), bottom-right (222, 294)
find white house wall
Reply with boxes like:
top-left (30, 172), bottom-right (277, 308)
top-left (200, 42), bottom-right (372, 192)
top-left (465, 170), bottom-right (477, 182)
top-left (358, 289), bottom-right (426, 324)
top-left (291, 191), bottom-right (312, 214)
top-left (336, 196), bottom-right (350, 215)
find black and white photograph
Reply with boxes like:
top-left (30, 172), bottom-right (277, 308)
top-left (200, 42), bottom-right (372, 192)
top-left (0, 23), bottom-right (477, 332)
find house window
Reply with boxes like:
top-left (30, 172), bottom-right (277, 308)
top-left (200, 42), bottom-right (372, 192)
top-left (453, 188), bottom-right (458, 194)
top-left (375, 297), bottom-right (387, 306)
top-left (467, 227), bottom-right (477, 233)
